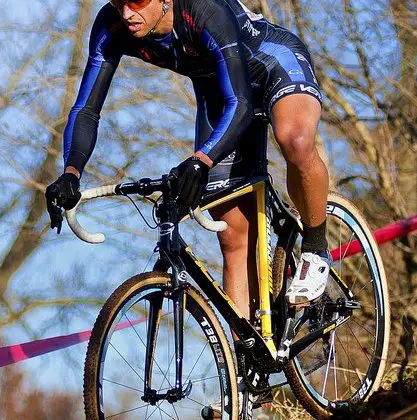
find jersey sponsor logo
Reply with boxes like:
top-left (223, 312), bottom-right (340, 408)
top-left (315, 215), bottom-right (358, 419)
top-left (289, 69), bottom-right (303, 75)
top-left (206, 177), bottom-right (244, 191)
top-left (270, 84), bottom-right (297, 102)
top-left (270, 83), bottom-right (322, 103)
top-left (299, 84), bottom-right (322, 99)
top-left (242, 19), bottom-right (260, 37)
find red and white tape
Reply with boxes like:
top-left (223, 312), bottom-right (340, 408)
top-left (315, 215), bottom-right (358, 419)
top-left (1, 214), bottom-right (416, 367)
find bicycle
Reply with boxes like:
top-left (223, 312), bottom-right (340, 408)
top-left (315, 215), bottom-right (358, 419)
top-left (68, 114), bottom-right (390, 419)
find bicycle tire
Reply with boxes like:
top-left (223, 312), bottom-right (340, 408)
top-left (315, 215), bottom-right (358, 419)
top-left (83, 272), bottom-right (238, 419)
top-left (274, 192), bottom-right (390, 418)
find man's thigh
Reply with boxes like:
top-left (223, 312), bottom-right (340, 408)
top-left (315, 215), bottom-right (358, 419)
top-left (208, 194), bottom-right (257, 249)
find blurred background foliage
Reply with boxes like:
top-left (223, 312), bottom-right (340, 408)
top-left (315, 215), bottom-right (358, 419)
top-left (0, 0), bottom-right (416, 417)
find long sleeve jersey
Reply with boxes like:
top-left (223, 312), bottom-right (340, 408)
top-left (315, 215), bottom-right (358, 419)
top-left (63, 0), bottom-right (311, 173)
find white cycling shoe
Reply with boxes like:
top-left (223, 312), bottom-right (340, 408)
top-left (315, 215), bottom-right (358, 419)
top-left (286, 250), bottom-right (332, 305)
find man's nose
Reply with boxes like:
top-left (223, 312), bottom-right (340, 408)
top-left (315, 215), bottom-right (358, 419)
top-left (122, 4), bottom-right (135, 19)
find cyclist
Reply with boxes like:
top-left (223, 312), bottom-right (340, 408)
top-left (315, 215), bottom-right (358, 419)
top-left (45, 0), bottom-right (330, 414)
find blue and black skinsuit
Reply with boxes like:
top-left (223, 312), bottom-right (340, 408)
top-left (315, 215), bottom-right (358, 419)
top-left (64, 0), bottom-right (321, 192)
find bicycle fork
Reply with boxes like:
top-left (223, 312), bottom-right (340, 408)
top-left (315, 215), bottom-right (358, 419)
top-left (141, 269), bottom-right (192, 405)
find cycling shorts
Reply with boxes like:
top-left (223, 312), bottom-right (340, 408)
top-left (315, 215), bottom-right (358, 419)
top-left (194, 37), bottom-right (321, 195)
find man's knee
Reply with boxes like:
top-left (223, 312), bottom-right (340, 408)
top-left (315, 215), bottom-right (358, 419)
top-left (274, 124), bottom-right (317, 169)
top-left (217, 227), bottom-right (249, 255)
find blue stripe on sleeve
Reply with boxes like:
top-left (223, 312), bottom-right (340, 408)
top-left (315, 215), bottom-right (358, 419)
top-left (259, 42), bottom-right (305, 81)
top-left (63, 60), bottom-right (102, 164)
top-left (199, 29), bottom-right (238, 156)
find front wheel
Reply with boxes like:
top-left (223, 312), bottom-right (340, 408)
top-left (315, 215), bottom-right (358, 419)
top-left (276, 192), bottom-right (390, 418)
top-left (83, 272), bottom-right (238, 419)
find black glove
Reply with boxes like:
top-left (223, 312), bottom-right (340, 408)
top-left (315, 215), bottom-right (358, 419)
top-left (170, 157), bottom-right (210, 211)
top-left (45, 173), bottom-right (81, 234)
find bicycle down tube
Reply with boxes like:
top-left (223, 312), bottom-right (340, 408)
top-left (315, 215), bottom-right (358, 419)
top-left (177, 177), bottom-right (280, 365)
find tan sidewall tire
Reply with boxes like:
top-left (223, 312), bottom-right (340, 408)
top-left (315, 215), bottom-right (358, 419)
top-left (275, 192), bottom-right (390, 418)
top-left (83, 272), bottom-right (238, 420)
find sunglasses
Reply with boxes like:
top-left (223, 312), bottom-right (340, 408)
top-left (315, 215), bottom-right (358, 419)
top-left (111, 0), bottom-right (152, 11)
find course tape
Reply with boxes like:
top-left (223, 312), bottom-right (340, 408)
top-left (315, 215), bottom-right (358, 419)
top-left (1, 214), bottom-right (415, 368)
top-left (331, 214), bottom-right (417, 261)
top-left (0, 318), bottom-right (145, 368)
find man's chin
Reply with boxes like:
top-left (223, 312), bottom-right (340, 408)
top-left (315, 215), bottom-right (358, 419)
top-left (131, 30), bottom-right (146, 38)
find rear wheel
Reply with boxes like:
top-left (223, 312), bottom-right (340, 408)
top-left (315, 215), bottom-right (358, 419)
top-left (84, 272), bottom-right (238, 419)
top-left (275, 192), bottom-right (390, 418)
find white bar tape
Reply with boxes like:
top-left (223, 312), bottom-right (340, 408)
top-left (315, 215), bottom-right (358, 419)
top-left (66, 184), bottom-right (228, 243)
top-left (65, 185), bottom-right (118, 244)
top-left (82, 184), bottom-right (117, 200)
top-left (192, 207), bottom-right (228, 232)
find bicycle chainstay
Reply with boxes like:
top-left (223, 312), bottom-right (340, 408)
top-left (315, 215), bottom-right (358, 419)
top-left (276, 293), bottom-right (361, 364)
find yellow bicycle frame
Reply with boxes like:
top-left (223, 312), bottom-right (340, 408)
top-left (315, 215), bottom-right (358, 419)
top-left (200, 180), bottom-right (277, 355)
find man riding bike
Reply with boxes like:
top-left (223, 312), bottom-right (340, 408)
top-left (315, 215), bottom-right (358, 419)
top-left (45, 0), bottom-right (331, 416)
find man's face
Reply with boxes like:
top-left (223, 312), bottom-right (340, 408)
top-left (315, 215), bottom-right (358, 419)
top-left (115, 0), bottom-right (164, 38)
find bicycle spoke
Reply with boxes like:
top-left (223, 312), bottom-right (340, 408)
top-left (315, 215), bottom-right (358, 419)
top-left (145, 403), bottom-right (160, 420)
top-left (334, 333), bottom-right (363, 382)
top-left (342, 232), bottom-right (355, 261)
top-left (158, 352), bottom-right (176, 393)
top-left (103, 377), bottom-right (143, 393)
top-left (339, 377), bottom-right (361, 400)
top-left (185, 341), bottom-right (209, 384)
top-left (351, 256), bottom-right (364, 293)
top-left (347, 323), bottom-right (350, 398)
top-left (156, 404), bottom-right (177, 420)
top-left (157, 374), bottom-right (220, 393)
top-left (145, 401), bottom-right (150, 419)
top-left (321, 330), bottom-right (335, 398)
top-left (350, 316), bottom-right (376, 338)
top-left (345, 322), bottom-right (371, 362)
top-left (106, 403), bottom-right (150, 418)
top-left (186, 395), bottom-right (207, 407)
top-left (356, 279), bottom-right (374, 295)
top-left (172, 403), bottom-right (180, 420)
top-left (109, 342), bottom-right (145, 384)
top-left (189, 375), bottom-right (220, 384)
top-left (333, 330), bottom-right (338, 400)
top-left (125, 312), bottom-right (172, 388)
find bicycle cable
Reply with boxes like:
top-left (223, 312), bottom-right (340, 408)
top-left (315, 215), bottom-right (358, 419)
top-left (123, 193), bottom-right (159, 230)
